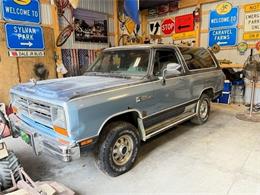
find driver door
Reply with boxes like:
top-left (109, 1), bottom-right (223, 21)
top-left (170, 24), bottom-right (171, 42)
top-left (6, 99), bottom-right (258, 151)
top-left (144, 49), bottom-right (192, 128)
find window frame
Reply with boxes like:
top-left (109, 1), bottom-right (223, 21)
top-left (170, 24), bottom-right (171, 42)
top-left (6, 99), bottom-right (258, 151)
top-left (178, 47), bottom-right (218, 72)
top-left (151, 48), bottom-right (185, 78)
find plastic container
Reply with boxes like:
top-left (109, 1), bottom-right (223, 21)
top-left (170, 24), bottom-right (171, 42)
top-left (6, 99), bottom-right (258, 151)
top-left (218, 92), bottom-right (231, 104)
top-left (223, 80), bottom-right (232, 93)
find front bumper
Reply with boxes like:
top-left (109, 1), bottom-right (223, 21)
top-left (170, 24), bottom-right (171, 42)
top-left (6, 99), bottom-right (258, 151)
top-left (9, 114), bottom-right (80, 162)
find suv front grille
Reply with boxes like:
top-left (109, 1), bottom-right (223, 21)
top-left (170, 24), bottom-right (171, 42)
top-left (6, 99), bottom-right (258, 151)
top-left (14, 95), bottom-right (52, 127)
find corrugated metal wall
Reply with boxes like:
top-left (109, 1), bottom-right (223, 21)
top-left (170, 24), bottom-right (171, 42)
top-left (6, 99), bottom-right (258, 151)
top-left (60, 0), bottom-right (114, 50)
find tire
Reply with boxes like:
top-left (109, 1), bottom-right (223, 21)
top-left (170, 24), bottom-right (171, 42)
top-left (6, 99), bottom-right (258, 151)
top-left (97, 121), bottom-right (140, 177)
top-left (0, 151), bottom-right (20, 190)
top-left (56, 25), bottom-right (73, 47)
top-left (191, 94), bottom-right (210, 125)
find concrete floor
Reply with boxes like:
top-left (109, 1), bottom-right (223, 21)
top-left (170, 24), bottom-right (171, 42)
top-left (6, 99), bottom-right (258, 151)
top-left (5, 104), bottom-right (260, 195)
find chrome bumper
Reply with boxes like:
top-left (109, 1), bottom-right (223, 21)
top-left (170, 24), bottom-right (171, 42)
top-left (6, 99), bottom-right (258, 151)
top-left (9, 114), bottom-right (80, 162)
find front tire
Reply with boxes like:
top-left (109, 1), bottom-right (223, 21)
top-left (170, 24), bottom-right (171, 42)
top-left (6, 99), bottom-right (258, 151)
top-left (191, 94), bottom-right (210, 125)
top-left (97, 121), bottom-right (140, 177)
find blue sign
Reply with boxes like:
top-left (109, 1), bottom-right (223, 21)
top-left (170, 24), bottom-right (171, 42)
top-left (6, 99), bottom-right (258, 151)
top-left (209, 27), bottom-right (237, 47)
top-left (2, 0), bottom-right (41, 24)
top-left (209, 7), bottom-right (238, 29)
top-left (5, 23), bottom-right (45, 50)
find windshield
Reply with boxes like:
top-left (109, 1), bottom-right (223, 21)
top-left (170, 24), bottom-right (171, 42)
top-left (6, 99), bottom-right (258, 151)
top-left (87, 49), bottom-right (150, 76)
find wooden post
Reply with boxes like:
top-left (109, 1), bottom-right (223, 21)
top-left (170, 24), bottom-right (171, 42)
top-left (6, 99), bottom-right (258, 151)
top-left (141, 9), bottom-right (148, 41)
top-left (113, 0), bottom-right (119, 46)
top-left (195, 3), bottom-right (202, 47)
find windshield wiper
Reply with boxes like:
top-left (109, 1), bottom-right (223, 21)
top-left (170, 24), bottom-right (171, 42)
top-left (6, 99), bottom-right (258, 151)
top-left (84, 72), bottom-right (131, 79)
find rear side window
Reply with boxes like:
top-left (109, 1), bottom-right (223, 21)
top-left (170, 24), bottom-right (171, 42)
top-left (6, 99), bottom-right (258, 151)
top-left (178, 47), bottom-right (216, 70)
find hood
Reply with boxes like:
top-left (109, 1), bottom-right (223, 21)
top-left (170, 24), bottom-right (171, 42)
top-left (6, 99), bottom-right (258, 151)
top-left (11, 76), bottom-right (139, 101)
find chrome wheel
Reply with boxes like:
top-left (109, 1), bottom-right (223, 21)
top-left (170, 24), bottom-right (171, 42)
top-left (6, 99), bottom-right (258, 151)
top-left (112, 135), bottom-right (134, 166)
top-left (199, 100), bottom-right (208, 119)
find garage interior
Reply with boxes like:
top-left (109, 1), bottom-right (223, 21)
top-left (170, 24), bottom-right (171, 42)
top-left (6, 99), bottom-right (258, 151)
top-left (0, 0), bottom-right (260, 194)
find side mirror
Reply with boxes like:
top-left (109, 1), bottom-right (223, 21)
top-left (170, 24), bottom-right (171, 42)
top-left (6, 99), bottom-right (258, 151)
top-left (163, 63), bottom-right (181, 77)
top-left (160, 63), bottom-right (182, 85)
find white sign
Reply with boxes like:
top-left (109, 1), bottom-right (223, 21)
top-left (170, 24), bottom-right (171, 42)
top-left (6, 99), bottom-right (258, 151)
top-left (244, 12), bottom-right (260, 32)
top-left (149, 21), bottom-right (161, 35)
top-left (8, 50), bottom-right (45, 57)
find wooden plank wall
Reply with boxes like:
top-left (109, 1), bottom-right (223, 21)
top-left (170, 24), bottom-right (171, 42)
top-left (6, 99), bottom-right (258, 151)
top-left (0, 24), bottom-right (20, 104)
top-left (0, 24), bottom-right (57, 104)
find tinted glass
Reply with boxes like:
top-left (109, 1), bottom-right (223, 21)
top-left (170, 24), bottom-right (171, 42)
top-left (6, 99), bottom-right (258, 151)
top-left (178, 47), bottom-right (216, 70)
top-left (153, 50), bottom-right (181, 76)
top-left (88, 49), bottom-right (150, 76)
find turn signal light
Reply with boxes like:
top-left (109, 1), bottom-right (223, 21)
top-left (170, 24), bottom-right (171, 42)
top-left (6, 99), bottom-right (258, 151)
top-left (53, 126), bottom-right (68, 136)
top-left (12, 106), bottom-right (18, 113)
top-left (80, 139), bottom-right (93, 146)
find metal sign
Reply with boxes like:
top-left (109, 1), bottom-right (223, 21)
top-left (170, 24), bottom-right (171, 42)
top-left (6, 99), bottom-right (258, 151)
top-left (175, 14), bottom-right (194, 33)
top-left (172, 31), bottom-right (196, 40)
top-left (216, 2), bottom-right (233, 15)
top-left (149, 21), bottom-right (161, 35)
top-left (209, 27), bottom-right (237, 47)
top-left (209, 7), bottom-right (238, 29)
top-left (244, 3), bottom-right (260, 13)
top-left (2, 0), bottom-right (41, 24)
top-left (8, 50), bottom-right (45, 57)
top-left (161, 18), bottom-right (175, 35)
top-left (244, 11), bottom-right (260, 32)
top-left (5, 23), bottom-right (45, 50)
top-left (243, 32), bottom-right (260, 40)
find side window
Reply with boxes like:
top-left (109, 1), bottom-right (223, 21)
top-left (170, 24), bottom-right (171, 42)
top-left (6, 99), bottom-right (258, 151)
top-left (153, 50), bottom-right (182, 76)
top-left (179, 47), bottom-right (216, 70)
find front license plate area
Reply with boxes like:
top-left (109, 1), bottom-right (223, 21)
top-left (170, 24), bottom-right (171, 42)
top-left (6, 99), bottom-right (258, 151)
top-left (20, 131), bottom-right (32, 146)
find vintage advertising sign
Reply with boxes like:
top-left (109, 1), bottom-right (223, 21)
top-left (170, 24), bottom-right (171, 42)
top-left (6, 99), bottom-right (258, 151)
top-left (244, 12), bottom-right (260, 32)
top-left (8, 50), bottom-right (45, 57)
top-left (216, 2), bottom-right (233, 15)
top-left (5, 23), bottom-right (45, 50)
top-left (175, 14), bottom-right (194, 33)
top-left (256, 41), bottom-right (260, 51)
top-left (172, 31), bottom-right (196, 40)
top-left (209, 27), bottom-right (237, 47)
top-left (149, 20), bottom-right (161, 35)
top-left (161, 18), bottom-right (175, 35)
top-left (209, 7), bottom-right (238, 29)
top-left (244, 3), bottom-right (260, 13)
top-left (2, 0), bottom-right (41, 24)
top-left (243, 32), bottom-right (260, 40)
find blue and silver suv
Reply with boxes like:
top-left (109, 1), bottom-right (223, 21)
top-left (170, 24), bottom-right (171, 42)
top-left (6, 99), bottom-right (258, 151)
top-left (10, 45), bottom-right (225, 176)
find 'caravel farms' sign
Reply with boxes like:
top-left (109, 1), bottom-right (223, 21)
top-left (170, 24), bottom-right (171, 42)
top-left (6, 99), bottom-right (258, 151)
top-left (209, 27), bottom-right (237, 47)
top-left (2, 0), bottom-right (41, 24)
top-left (5, 23), bottom-right (45, 50)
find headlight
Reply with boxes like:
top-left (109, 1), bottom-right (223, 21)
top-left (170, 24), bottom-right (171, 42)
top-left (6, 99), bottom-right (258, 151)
top-left (52, 107), bottom-right (67, 129)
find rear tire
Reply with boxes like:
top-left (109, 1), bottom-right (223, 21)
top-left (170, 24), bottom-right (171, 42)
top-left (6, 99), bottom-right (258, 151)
top-left (0, 151), bottom-right (20, 190)
top-left (191, 94), bottom-right (210, 125)
top-left (97, 121), bottom-right (140, 177)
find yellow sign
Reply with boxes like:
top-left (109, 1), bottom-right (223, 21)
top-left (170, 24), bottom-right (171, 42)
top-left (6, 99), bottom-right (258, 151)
top-left (125, 18), bottom-right (136, 35)
top-left (172, 31), bottom-right (196, 40)
top-left (216, 2), bottom-right (233, 15)
top-left (243, 32), bottom-right (260, 40)
top-left (244, 3), bottom-right (260, 13)
top-left (14, 0), bottom-right (31, 5)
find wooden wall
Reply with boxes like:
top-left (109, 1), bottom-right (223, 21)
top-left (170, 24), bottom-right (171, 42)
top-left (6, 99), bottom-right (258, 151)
top-left (0, 24), bottom-right (57, 104)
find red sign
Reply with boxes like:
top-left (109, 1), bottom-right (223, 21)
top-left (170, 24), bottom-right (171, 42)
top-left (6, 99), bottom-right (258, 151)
top-left (161, 18), bottom-right (175, 35)
top-left (175, 14), bottom-right (194, 33)
top-left (256, 41), bottom-right (260, 51)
